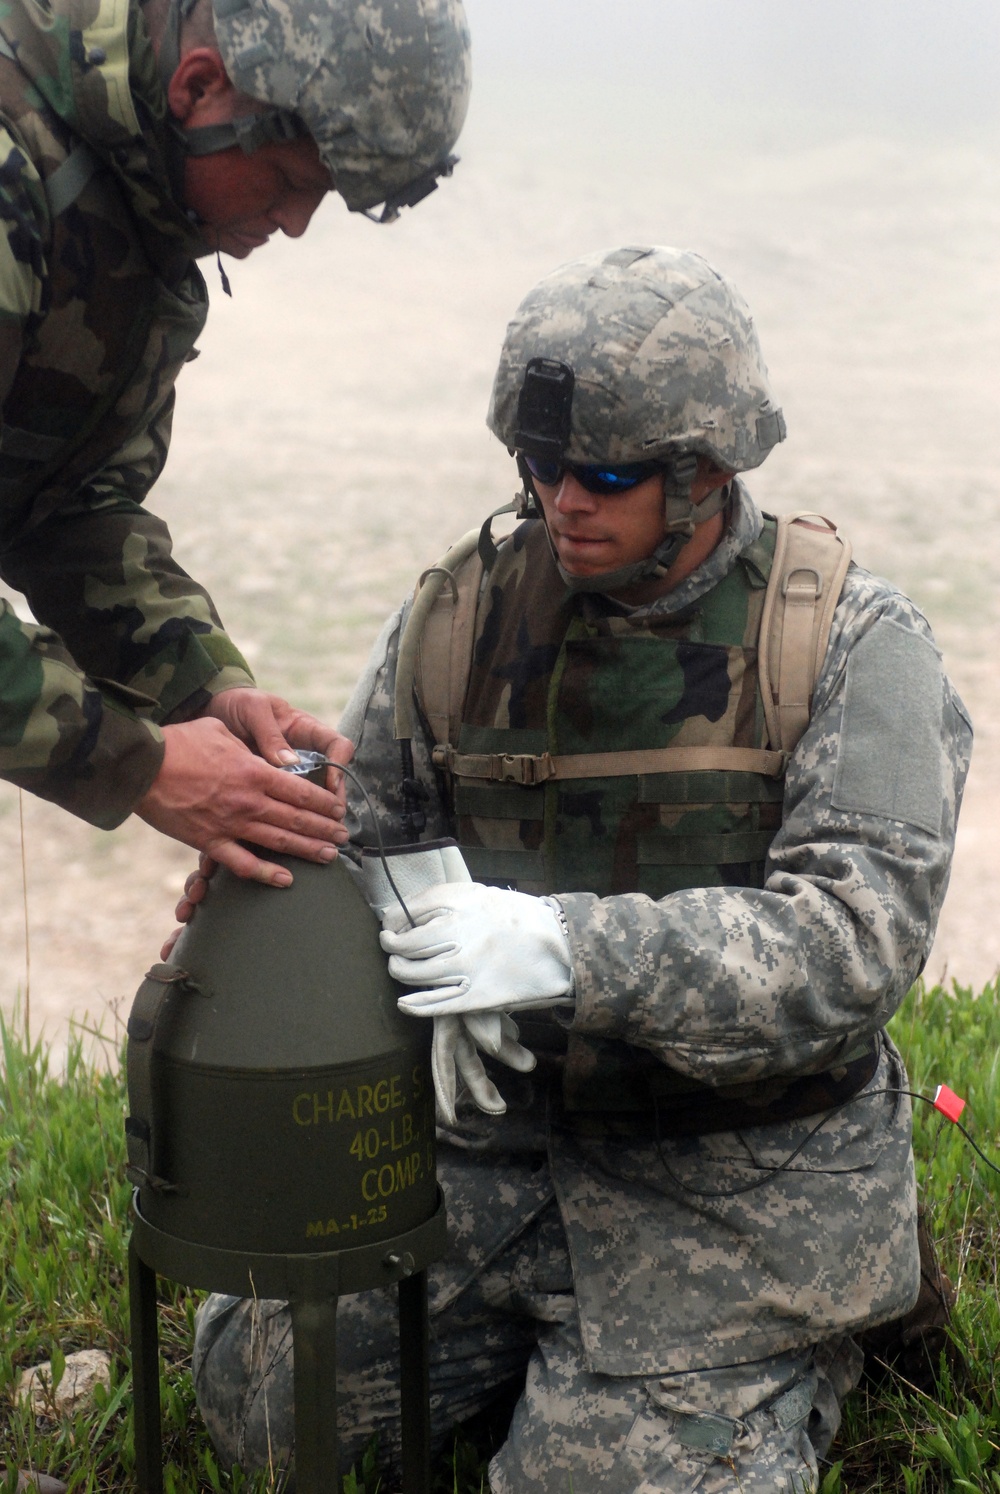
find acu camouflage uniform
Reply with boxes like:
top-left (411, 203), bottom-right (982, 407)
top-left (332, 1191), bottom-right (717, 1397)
top-left (192, 482), bottom-right (972, 1492)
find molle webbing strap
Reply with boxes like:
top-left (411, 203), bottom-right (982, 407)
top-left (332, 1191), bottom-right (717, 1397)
top-left (433, 743), bottom-right (787, 786)
top-left (758, 513), bottom-right (852, 755)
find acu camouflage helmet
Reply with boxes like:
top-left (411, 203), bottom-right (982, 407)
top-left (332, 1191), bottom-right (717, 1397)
top-left (487, 245), bottom-right (786, 473)
top-left (182, 0), bottom-right (471, 219)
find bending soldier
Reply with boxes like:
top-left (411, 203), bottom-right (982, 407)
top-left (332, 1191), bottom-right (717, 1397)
top-left (0, 0), bottom-right (470, 885)
top-left (192, 246), bottom-right (971, 1493)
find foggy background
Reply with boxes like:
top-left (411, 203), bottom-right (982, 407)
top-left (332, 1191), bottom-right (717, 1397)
top-left (467, 0), bottom-right (1000, 137)
top-left (2, 1), bottom-right (998, 1058)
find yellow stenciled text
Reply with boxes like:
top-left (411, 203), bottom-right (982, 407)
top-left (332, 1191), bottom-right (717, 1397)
top-left (292, 1074), bottom-right (406, 1127)
top-left (361, 1151), bottom-right (423, 1201)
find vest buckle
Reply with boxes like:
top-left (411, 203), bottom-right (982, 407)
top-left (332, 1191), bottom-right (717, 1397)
top-left (493, 752), bottom-right (555, 785)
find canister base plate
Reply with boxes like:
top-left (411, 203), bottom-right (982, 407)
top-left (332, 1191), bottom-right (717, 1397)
top-left (130, 1186), bottom-right (448, 1299)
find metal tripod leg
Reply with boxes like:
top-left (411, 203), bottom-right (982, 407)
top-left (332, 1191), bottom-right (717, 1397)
top-left (291, 1290), bottom-right (340, 1492)
top-left (398, 1270), bottom-right (431, 1494)
top-left (129, 1234), bottom-right (163, 1494)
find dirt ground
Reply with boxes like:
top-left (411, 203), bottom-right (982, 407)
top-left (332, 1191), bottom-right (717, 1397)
top-left (2, 114), bottom-right (998, 1066)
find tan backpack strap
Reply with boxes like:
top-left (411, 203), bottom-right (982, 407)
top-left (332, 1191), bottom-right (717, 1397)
top-left (394, 526), bottom-right (482, 741)
top-left (414, 541), bottom-right (486, 752)
top-left (758, 512), bottom-right (852, 755)
top-left (433, 743), bottom-right (787, 786)
top-left (395, 502), bottom-right (518, 745)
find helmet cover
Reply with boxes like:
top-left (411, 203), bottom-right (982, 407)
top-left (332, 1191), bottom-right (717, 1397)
top-left (487, 245), bottom-right (786, 471)
top-left (210, 0), bottom-right (471, 214)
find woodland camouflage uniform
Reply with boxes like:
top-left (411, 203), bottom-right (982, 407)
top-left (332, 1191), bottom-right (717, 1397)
top-left (193, 484), bottom-right (972, 1493)
top-left (0, 0), bottom-right (470, 827)
top-left (0, 0), bottom-right (255, 826)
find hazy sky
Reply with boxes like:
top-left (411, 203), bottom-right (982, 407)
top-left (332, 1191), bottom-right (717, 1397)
top-left (462, 0), bottom-right (1000, 139)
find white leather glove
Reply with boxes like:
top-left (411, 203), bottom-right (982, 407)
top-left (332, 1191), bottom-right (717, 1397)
top-left (380, 882), bottom-right (575, 1017)
top-left (358, 840), bottom-right (537, 1123)
top-left (360, 839), bottom-right (470, 915)
top-left (432, 1012), bottom-right (537, 1128)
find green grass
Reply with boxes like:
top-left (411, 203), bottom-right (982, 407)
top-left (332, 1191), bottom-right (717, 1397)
top-left (2, 982), bottom-right (999, 1492)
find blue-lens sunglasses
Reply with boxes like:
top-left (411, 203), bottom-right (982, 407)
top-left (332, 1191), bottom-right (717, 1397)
top-left (522, 453), bottom-right (662, 495)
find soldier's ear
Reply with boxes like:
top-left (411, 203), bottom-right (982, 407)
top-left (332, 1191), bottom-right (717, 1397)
top-left (166, 47), bottom-right (235, 124)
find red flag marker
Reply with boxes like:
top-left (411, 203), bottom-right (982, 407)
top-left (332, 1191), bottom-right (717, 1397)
top-left (932, 1084), bottom-right (967, 1123)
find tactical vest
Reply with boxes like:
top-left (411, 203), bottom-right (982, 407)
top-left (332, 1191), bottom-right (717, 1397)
top-left (398, 506), bottom-right (878, 1123)
top-left (448, 517), bottom-right (783, 898)
top-left (0, 7), bottom-right (207, 548)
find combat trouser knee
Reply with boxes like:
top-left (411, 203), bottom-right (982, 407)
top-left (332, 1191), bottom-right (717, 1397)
top-left (489, 1325), bottom-right (863, 1494)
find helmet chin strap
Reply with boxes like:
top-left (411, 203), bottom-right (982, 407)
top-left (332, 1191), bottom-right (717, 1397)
top-left (518, 454), bottom-right (729, 596)
top-left (158, 0), bottom-right (304, 192)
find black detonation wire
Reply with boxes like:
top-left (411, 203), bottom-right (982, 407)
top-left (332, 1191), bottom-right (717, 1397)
top-left (653, 1086), bottom-right (1000, 1202)
top-left (317, 757), bottom-right (417, 929)
top-left (939, 1107), bottom-right (1000, 1179)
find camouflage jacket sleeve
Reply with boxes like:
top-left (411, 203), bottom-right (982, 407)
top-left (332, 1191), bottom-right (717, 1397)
top-left (558, 566), bottom-right (973, 1086)
top-left (0, 598), bottom-right (168, 828)
top-left (0, 126), bottom-right (254, 827)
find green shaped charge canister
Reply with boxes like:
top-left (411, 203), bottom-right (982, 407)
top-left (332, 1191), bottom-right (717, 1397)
top-left (125, 852), bottom-right (437, 1258)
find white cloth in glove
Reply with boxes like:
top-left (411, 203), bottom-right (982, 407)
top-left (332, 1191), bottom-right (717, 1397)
top-left (380, 882), bottom-right (575, 1016)
top-left (357, 839), bottom-right (537, 1122)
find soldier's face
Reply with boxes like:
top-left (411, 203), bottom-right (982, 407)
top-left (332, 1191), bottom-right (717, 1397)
top-left (182, 132), bottom-right (332, 258)
top-left (168, 50), bottom-right (333, 257)
top-left (533, 470), bottom-right (669, 577)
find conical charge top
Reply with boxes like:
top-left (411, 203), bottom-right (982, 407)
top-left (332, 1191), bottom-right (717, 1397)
top-left (126, 855), bottom-right (436, 1258)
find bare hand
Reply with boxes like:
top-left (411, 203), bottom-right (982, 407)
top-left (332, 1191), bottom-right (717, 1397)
top-left (205, 687), bottom-right (352, 841)
top-left (160, 852), bottom-right (216, 959)
top-left (136, 704), bottom-right (354, 886)
top-left (203, 688), bottom-right (352, 795)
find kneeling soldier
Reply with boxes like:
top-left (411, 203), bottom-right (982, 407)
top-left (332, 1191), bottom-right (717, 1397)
top-left (192, 245), bottom-right (972, 1493)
